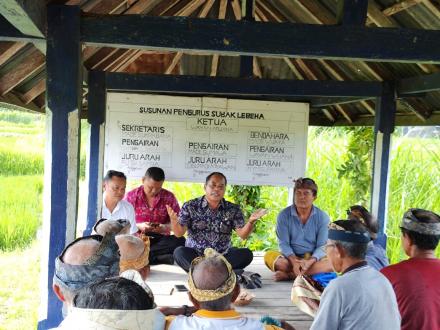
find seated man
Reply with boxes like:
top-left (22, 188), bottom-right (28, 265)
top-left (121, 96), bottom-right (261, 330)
top-left (165, 248), bottom-right (290, 330)
top-left (126, 167), bottom-right (185, 265)
top-left (265, 178), bottom-right (332, 281)
top-left (116, 234), bottom-right (150, 280)
top-left (381, 208), bottom-right (440, 330)
top-left (101, 170), bottom-right (137, 234)
top-left (56, 275), bottom-right (165, 330)
top-left (52, 234), bottom-right (120, 317)
top-left (310, 220), bottom-right (400, 330)
top-left (347, 205), bottom-right (389, 270)
top-left (168, 172), bottom-right (267, 273)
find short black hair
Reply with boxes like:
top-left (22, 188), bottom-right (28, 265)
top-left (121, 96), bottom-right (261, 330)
top-left (73, 277), bottom-right (154, 310)
top-left (104, 170), bottom-right (126, 182)
top-left (144, 167), bottom-right (165, 182)
top-left (401, 209), bottom-right (440, 251)
top-left (332, 220), bottom-right (369, 259)
top-left (205, 172), bottom-right (227, 185)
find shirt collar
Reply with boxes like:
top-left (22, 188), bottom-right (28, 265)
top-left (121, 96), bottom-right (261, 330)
top-left (139, 185), bottom-right (163, 205)
top-left (194, 309), bottom-right (241, 319)
top-left (342, 261), bottom-right (368, 275)
top-left (102, 193), bottom-right (121, 213)
top-left (291, 205), bottom-right (316, 217)
top-left (201, 196), bottom-right (225, 210)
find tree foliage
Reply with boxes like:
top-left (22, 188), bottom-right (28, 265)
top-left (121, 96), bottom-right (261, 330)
top-left (337, 127), bottom-right (374, 204)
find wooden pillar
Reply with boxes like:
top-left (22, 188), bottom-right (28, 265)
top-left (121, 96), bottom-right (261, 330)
top-left (84, 71), bottom-right (106, 235)
top-left (371, 82), bottom-right (396, 248)
top-left (239, 0), bottom-right (254, 78)
top-left (38, 5), bottom-right (82, 329)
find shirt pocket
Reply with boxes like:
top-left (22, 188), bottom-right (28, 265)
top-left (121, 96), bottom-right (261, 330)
top-left (219, 219), bottom-right (232, 234)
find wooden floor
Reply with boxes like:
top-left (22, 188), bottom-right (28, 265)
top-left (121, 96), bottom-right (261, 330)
top-left (148, 254), bottom-right (313, 330)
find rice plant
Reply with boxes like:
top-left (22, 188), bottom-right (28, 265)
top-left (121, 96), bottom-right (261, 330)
top-left (0, 176), bottom-right (43, 251)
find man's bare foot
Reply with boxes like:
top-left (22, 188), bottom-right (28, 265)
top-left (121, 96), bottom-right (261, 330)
top-left (273, 271), bottom-right (294, 281)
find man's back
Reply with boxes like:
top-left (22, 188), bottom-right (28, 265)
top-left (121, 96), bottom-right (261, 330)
top-left (167, 310), bottom-right (282, 330)
top-left (311, 265), bottom-right (400, 330)
top-left (381, 258), bottom-right (440, 330)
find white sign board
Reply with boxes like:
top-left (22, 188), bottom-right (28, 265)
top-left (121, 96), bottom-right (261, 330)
top-left (104, 93), bottom-right (309, 186)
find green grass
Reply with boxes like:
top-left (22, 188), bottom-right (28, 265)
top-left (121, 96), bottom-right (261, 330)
top-left (0, 241), bottom-right (40, 330)
top-left (0, 176), bottom-right (43, 251)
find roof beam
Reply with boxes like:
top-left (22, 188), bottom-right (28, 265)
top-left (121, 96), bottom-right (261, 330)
top-left (0, 15), bottom-right (45, 50)
top-left (311, 96), bottom-right (375, 107)
top-left (398, 72), bottom-right (440, 95)
top-left (20, 77), bottom-right (45, 104)
top-left (0, 48), bottom-right (45, 95)
top-left (80, 14), bottom-right (440, 63)
top-left (0, 41), bottom-right (26, 66)
top-left (382, 0), bottom-right (423, 17)
top-left (0, 0), bottom-right (46, 37)
top-left (322, 112), bottom-right (440, 127)
top-left (105, 72), bottom-right (383, 97)
top-left (337, 0), bottom-right (369, 26)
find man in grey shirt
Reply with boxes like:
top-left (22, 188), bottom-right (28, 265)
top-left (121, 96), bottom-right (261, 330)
top-left (310, 220), bottom-right (400, 330)
top-left (264, 178), bottom-right (332, 281)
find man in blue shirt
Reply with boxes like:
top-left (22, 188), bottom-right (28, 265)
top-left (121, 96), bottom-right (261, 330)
top-left (264, 178), bottom-right (332, 281)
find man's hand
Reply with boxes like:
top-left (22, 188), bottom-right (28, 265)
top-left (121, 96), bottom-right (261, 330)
top-left (300, 257), bottom-right (317, 274)
top-left (166, 205), bottom-right (178, 223)
top-left (288, 255), bottom-right (302, 277)
top-left (249, 208), bottom-right (268, 223)
top-left (136, 222), bottom-right (150, 233)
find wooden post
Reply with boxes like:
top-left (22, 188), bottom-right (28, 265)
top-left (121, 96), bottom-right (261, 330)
top-left (371, 82), bottom-right (396, 248)
top-left (38, 5), bottom-right (82, 329)
top-left (84, 71), bottom-right (106, 235)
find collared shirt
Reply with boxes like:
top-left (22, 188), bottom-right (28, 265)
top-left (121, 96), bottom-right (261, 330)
top-left (276, 205), bottom-right (329, 260)
top-left (311, 265), bottom-right (400, 330)
top-left (101, 195), bottom-right (138, 234)
top-left (125, 186), bottom-right (180, 235)
top-left (165, 309), bottom-right (283, 330)
top-left (179, 196), bottom-right (245, 254)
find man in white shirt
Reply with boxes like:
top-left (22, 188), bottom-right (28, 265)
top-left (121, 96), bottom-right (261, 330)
top-left (101, 170), bottom-right (137, 234)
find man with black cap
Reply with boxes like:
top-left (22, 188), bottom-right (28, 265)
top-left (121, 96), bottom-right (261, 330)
top-left (381, 208), bottom-right (440, 330)
top-left (310, 220), bottom-right (400, 330)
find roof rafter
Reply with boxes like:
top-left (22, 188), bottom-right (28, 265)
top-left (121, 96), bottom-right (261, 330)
top-left (0, 41), bottom-right (26, 66)
top-left (0, 48), bottom-right (45, 95)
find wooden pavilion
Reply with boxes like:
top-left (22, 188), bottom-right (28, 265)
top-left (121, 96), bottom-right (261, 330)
top-left (1, 0), bottom-right (439, 328)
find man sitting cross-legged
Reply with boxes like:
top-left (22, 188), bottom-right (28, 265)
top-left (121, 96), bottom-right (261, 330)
top-left (264, 178), bottom-right (332, 281)
top-left (165, 248), bottom-right (294, 330)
